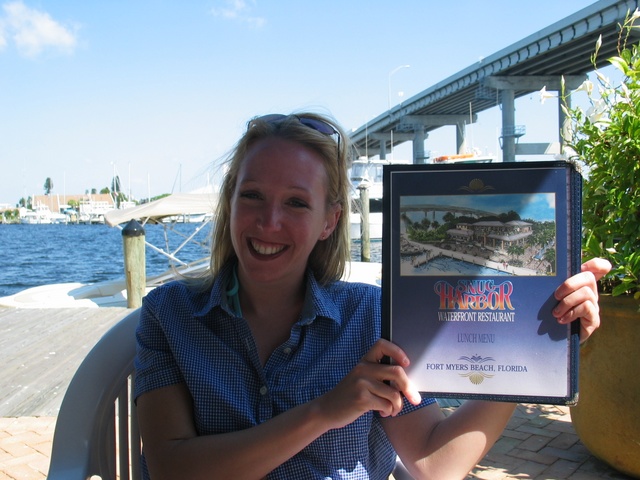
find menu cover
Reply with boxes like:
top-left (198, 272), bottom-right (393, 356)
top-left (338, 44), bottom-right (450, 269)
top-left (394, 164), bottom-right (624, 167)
top-left (382, 161), bottom-right (582, 405)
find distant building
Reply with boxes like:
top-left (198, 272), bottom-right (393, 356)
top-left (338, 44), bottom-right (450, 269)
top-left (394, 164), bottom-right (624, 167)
top-left (31, 193), bottom-right (116, 224)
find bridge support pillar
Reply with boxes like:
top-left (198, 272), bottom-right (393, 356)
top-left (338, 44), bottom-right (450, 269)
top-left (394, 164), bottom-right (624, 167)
top-left (413, 125), bottom-right (426, 164)
top-left (501, 89), bottom-right (516, 162)
top-left (456, 121), bottom-right (466, 154)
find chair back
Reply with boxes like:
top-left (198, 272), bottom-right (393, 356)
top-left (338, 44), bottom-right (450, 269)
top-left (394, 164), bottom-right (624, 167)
top-left (47, 309), bottom-right (141, 480)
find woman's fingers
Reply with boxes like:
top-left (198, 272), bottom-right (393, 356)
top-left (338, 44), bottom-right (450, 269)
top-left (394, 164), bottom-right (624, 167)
top-left (553, 258), bottom-right (611, 342)
top-left (363, 339), bottom-right (421, 405)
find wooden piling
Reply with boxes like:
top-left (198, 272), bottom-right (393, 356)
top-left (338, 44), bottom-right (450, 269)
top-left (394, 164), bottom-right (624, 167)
top-left (122, 219), bottom-right (145, 308)
top-left (359, 183), bottom-right (370, 262)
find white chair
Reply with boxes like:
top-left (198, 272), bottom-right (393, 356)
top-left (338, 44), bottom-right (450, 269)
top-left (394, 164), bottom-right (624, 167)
top-left (47, 307), bottom-right (413, 479)
top-left (47, 308), bottom-right (141, 480)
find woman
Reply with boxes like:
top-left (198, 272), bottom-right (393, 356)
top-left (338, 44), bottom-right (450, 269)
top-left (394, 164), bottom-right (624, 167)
top-left (135, 112), bottom-right (610, 479)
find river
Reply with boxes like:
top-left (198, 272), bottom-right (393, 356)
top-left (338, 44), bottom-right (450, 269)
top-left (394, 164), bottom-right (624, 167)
top-left (0, 223), bottom-right (381, 298)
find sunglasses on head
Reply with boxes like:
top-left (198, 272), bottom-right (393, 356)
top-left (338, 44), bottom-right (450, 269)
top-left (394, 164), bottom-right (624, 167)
top-left (249, 114), bottom-right (341, 153)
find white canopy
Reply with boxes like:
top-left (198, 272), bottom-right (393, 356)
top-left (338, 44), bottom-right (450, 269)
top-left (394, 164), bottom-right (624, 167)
top-left (105, 193), bottom-right (218, 226)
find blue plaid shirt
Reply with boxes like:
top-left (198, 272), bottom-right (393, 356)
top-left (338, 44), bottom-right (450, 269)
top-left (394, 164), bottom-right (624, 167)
top-left (135, 263), bottom-right (435, 479)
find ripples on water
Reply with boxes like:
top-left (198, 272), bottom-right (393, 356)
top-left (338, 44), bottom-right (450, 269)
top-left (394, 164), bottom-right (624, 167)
top-left (0, 224), bottom-right (382, 298)
top-left (400, 256), bottom-right (510, 276)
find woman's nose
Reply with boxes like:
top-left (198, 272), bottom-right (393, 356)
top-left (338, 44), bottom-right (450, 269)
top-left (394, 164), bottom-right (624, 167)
top-left (257, 203), bottom-right (282, 230)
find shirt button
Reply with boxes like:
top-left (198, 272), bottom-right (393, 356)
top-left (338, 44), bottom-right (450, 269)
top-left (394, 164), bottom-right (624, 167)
top-left (283, 347), bottom-right (292, 355)
top-left (259, 386), bottom-right (268, 396)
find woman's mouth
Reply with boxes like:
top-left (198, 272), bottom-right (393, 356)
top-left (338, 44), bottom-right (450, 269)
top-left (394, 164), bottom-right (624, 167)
top-left (250, 239), bottom-right (287, 256)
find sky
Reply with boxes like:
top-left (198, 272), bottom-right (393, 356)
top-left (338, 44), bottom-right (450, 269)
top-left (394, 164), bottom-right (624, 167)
top-left (0, 0), bottom-right (604, 206)
top-left (402, 193), bottom-right (556, 222)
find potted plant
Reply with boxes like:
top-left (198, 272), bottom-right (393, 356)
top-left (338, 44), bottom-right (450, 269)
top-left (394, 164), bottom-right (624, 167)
top-left (561, 11), bottom-right (640, 478)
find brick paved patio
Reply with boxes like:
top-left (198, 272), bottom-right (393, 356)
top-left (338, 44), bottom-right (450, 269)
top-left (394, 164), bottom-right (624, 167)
top-left (1, 404), bottom-right (634, 480)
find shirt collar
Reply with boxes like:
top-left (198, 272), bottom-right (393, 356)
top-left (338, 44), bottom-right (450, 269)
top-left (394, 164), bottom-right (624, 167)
top-left (193, 261), bottom-right (234, 317)
top-left (194, 261), bottom-right (343, 327)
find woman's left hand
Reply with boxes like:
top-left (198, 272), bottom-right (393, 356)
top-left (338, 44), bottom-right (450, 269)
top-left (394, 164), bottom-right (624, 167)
top-left (553, 257), bottom-right (612, 343)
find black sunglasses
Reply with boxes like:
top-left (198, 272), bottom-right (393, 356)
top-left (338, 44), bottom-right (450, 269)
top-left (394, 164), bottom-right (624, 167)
top-left (249, 114), bottom-right (341, 154)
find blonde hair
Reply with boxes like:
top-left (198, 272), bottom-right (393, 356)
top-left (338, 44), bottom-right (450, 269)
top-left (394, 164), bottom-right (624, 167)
top-left (207, 112), bottom-right (352, 286)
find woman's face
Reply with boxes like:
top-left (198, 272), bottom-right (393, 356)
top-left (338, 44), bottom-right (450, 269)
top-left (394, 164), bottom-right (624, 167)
top-left (230, 137), bottom-right (340, 287)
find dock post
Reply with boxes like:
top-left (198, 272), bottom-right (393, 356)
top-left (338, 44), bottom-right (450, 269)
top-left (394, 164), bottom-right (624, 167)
top-left (122, 219), bottom-right (146, 308)
top-left (358, 182), bottom-right (370, 262)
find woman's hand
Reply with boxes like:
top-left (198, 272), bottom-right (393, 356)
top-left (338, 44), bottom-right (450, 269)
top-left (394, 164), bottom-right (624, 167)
top-left (553, 257), bottom-right (612, 342)
top-left (313, 339), bottom-right (422, 430)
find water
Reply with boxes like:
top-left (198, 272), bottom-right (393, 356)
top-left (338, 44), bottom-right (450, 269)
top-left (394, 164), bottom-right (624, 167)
top-left (0, 223), bottom-right (212, 298)
top-left (400, 255), bottom-right (509, 276)
top-left (0, 223), bottom-right (382, 298)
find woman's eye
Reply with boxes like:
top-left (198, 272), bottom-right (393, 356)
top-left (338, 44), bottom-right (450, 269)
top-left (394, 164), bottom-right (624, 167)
top-left (288, 198), bottom-right (309, 208)
top-left (239, 191), bottom-right (261, 200)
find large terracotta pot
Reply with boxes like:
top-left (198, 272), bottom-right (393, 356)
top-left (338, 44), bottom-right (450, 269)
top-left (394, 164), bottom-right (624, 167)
top-left (570, 295), bottom-right (640, 478)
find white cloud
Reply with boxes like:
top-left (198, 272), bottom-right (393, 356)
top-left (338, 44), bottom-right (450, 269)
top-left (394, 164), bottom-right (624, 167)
top-left (210, 0), bottom-right (266, 28)
top-left (0, 23), bottom-right (7, 51)
top-left (1, 1), bottom-right (77, 57)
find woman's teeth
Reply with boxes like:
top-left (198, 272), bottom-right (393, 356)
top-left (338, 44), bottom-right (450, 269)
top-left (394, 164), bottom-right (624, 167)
top-left (251, 240), bottom-right (285, 256)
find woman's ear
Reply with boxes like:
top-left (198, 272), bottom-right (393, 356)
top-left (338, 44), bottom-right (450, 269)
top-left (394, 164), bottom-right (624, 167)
top-left (320, 204), bottom-right (342, 240)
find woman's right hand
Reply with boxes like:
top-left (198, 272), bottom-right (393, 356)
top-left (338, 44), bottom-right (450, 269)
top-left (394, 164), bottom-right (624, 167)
top-left (312, 339), bottom-right (422, 430)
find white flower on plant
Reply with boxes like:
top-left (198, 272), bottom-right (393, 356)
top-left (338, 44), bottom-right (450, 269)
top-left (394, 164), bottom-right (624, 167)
top-left (585, 98), bottom-right (608, 123)
top-left (619, 82), bottom-right (631, 102)
top-left (573, 79), bottom-right (594, 95)
top-left (539, 85), bottom-right (557, 104)
top-left (594, 70), bottom-right (611, 88)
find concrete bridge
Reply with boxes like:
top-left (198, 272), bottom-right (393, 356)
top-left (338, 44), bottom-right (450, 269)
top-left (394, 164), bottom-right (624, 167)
top-left (349, 0), bottom-right (639, 163)
top-left (400, 204), bottom-right (495, 219)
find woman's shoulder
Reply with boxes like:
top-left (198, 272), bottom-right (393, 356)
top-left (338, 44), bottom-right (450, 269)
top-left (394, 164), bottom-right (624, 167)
top-left (143, 278), bottom-right (213, 311)
top-left (322, 279), bottom-right (381, 304)
top-left (146, 279), bottom-right (193, 299)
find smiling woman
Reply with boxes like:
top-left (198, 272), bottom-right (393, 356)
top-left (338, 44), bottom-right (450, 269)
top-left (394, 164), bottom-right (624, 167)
top-left (230, 136), bottom-right (340, 295)
top-left (130, 110), bottom-right (607, 480)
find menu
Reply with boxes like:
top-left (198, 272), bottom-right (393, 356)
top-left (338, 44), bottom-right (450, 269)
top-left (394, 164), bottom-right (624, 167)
top-left (382, 161), bottom-right (582, 404)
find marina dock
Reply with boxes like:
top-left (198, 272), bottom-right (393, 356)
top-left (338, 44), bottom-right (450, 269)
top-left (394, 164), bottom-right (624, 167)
top-left (0, 306), bottom-right (630, 479)
top-left (0, 306), bottom-right (129, 417)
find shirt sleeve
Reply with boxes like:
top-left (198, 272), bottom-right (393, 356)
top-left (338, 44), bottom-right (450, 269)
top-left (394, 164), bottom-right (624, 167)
top-left (372, 394), bottom-right (437, 419)
top-left (134, 289), bottom-right (185, 401)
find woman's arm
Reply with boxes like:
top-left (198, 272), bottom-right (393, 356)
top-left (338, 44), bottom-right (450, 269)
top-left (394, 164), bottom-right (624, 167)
top-left (137, 340), bottom-right (422, 480)
top-left (383, 400), bottom-right (516, 480)
top-left (138, 383), bottom-right (332, 480)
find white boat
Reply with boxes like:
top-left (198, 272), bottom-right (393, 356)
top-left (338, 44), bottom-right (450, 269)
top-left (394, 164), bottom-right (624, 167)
top-left (0, 191), bottom-right (381, 308)
top-left (432, 152), bottom-right (495, 164)
top-left (19, 203), bottom-right (69, 224)
top-left (350, 212), bottom-right (382, 242)
top-left (78, 197), bottom-right (116, 224)
top-left (349, 158), bottom-right (410, 241)
top-left (19, 208), bottom-right (51, 224)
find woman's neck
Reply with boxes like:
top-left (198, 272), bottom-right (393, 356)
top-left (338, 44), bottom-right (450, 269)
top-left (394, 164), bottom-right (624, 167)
top-left (236, 268), bottom-right (307, 364)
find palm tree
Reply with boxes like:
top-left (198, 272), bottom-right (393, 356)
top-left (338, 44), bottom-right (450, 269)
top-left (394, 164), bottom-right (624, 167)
top-left (44, 177), bottom-right (53, 195)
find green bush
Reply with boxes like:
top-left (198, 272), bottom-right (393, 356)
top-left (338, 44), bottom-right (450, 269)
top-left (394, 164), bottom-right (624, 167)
top-left (562, 11), bottom-right (640, 300)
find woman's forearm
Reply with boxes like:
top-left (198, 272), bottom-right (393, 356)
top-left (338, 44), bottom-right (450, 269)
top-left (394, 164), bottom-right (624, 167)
top-left (139, 386), bottom-right (333, 480)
